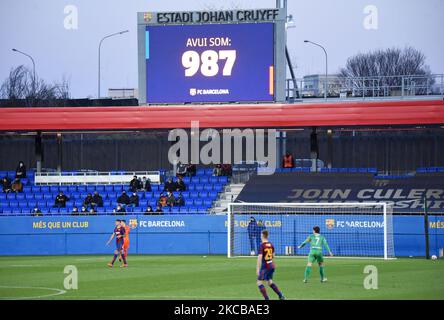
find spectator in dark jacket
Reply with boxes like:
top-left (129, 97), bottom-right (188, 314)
top-left (175, 193), bottom-right (185, 207)
top-left (166, 191), bottom-right (176, 207)
top-left (54, 192), bottom-right (69, 208)
top-left (129, 176), bottom-right (141, 193)
top-left (175, 176), bottom-right (186, 191)
top-left (164, 178), bottom-right (176, 192)
top-left (71, 206), bottom-right (79, 216)
top-left (1, 177), bottom-right (11, 193)
top-left (154, 205), bottom-right (163, 214)
top-left (31, 207), bottom-right (42, 216)
top-left (144, 206), bottom-right (154, 215)
top-left (80, 206), bottom-right (88, 214)
top-left (186, 164), bottom-right (196, 177)
top-left (11, 178), bottom-right (23, 193)
top-left (129, 192), bottom-right (139, 207)
top-left (83, 193), bottom-right (93, 207)
top-left (92, 191), bottom-right (103, 208)
top-left (142, 177), bottom-right (152, 192)
top-left (117, 191), bottom-right (130, 207)
top-left (113, 204), bottom-right (126, 215)
top-left (15, 161), bottom-right (27, 179)
top-left (88, 207), bottom-right (97, 215)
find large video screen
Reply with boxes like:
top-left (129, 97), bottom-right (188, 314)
top-left (145, 23), bottom-right (274, 104)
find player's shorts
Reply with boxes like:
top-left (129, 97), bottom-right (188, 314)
top-left (308, 251), bottom-right (324, 263)
top-left (257, 266), bottom-right (275, 281)
top-left (115, 240), bottom-right (123, 251)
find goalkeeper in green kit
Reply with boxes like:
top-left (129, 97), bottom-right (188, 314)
top-left (298, 226), bottom-right (333, 283)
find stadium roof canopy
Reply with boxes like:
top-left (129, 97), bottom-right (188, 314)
top-left (0, 99), bottom-right (443, 132)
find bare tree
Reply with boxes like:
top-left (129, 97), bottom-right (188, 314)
top-left (340, 47), bottom-right (434, 96)
top-left (0, 65), bottom-right (70, 107)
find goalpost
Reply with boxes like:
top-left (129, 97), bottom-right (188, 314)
top-left (227, 202), bottom-right (395, 260)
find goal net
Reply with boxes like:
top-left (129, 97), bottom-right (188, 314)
top-left (227, 202), bottom-right (394, 259)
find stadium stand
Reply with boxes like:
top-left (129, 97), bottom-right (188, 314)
top-left (0, 169), bottom-right (229, 216)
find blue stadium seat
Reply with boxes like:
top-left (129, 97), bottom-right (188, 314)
top-left (23, 186), bottom-right (32, 193)
top-left (181, 191), bottom-right (190, 198)
top-left (204, 169), bottom-right (213, 176)
top-left (34, 193), bottom-right (43, 200)
top-left (43, 194), bottom-right (53, 200)
top-left (15, 193), bottom-right (25, 200)
top-left (190, 192), bottom-right (199, 198)
top-left (195, 184), bottom-right (204, 191)
top-left (6, 193), bottom-right (16, 200)
top-left (107, 192), bottom-right (117, 200)
top-left (28, 200), bottom-right (37, 208)
top-left (203, 185), bottom-right (212, 191)
top-left (187, 184), bottom-right (195, 191)
top-left (203, 199), bottom-right (213, 207)
top-left (182, 177), bottom-right (191, 184)
top-left (199, 177), bottom-right (209, 184)
top-left (68, 186), bottom-right (77, 193)
top-left (59, 186), bottom-right (69, 193)
top-left (37, 200), bottom-right (46, 208)
top-left (25, 194), bottom-right (34, 200)
top-left (209, 191), bottom-right (218, 199)
top-left (218, 176), bottom-right (228, 183)
top-left (113, 185), bottom-right (124, 192)
top-left (0, 202), bottom-right (9, 209)
top-left (95, 185), bottom-right (105, 192)
top-left (50, 186), bottom-right (59, 193)
top-left (18, 202), bottom-right (28, 208)
top-left (41, 186), bottom-right (50, 193)
top-left (77, 186), bottom-right (87, 192)
top-left (196, 169), bottom-right (206, 176)
top-left (171, 207), bottom-right (180, 214)
top-left (193, 199), bottom-right (203, 206)
top-left (213, 184), bottom-right (223, 191)
top-left (104, 185), bottom-right (114, 192)
top-left (32, 186), bottom-right (41, 193)
top-left (199, 191), bottom-right (208, 198)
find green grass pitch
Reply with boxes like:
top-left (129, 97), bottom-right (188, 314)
top-left (0, 255), bottom-right (443, 300)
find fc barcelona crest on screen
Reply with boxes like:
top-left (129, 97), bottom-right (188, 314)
top-left (143, 12), bottom-right (153, 22)
top-left (129, 219), bottom-right (138, 229)
top-left (325, 219), bottom-right (335, 230)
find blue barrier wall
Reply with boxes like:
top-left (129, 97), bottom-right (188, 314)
top-left (0, 215), bottom-right (442, 257)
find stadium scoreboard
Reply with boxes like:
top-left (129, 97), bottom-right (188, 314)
top-left (137, 8), bottom-right (287, 105)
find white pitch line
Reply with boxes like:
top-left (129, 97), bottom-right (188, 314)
top-left (0, 286), bottom-right (67, 300)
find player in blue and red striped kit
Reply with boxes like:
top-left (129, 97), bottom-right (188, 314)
top-left (256, 229), bottom-right (285, 300)
top-left (106, 219), bottom-right (128, 267)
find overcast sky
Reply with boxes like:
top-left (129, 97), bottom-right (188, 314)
top-left (0, 0), bottom-right (443, 98)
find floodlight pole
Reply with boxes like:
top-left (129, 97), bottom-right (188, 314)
top-left (98, 30), bottom-right (129, 98)
top-left (12, 48), bottom-right (36, 94)
top-left (304, 40), bottom-right (328, 100)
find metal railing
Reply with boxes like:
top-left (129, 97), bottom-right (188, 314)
top-left (286, 74), bottom-right (444, 101)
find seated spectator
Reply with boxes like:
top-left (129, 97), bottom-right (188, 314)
top-left (54, 192), bottom-right (69, 208)
top-left (164, 178), bottom-right (176, 192)
top-left (154, 205), bottom-right (163, 214)
top-left (117, 191), bottom-right (130, 207)
top-left (91, 191), bottom-right (103, 208)
top-left (221, 164), bottom-right (232, 176)
top-left (282, 152), bottom-right (295, 168)
top-left (158, 192), bottom-right (167, 207)
top-left (213, 164), bottom-right (222, 176)
top-left (80, 206), bottom-right (88, 214)
top-left (175, 193), bottom-right (185, 207)
top-left (31, 206), bottom-right (42, 216)
top-left (88, 207), bottom-right (97, 215)
top-left (142, 177), bottom-right (152, 192)
top-left (15, 161), bottom-right (27, 179)
top-left (129, 175), bottom-right (141, 193)
top-left (175, 176), bottom-right (187, 192)
top-left (186, 164), bottom-right (196, 177)
top-left (129, 192), bottom-right (139, 207)
top-left (83, 193), bottom-right (94, 208)
top-left (71, 206), bottom-right (79, 216)
top-left (113, 204), bottom-right (126, 215)
top-left (11, 178), bottom-right (23, 193)
top-left (1, 177), bottom-right (11, 193)
top-left (144, 206), bottom-right (154, 215)
top-left (176, 161), bottom-right (187, 176)
top-left (166, 191), bottom-right (176, 207)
